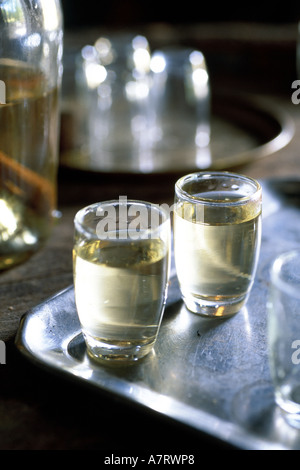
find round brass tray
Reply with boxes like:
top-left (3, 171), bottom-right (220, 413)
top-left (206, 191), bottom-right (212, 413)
top-left (59, 92), bottom-right (294, 174)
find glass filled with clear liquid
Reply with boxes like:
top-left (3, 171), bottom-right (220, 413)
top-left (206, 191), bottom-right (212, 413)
top-left (0, 1), bottom-right (63, 269)
top-left (73, 199), bottom-right (170, 362)
top-left (268, 250), bottom-right (300, 429)
top-left (174, 171), bottom-right (262, 317)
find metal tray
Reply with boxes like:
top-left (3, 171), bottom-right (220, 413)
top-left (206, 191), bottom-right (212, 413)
top-left (15, 178), bottom-right (300, 450)
top-left (59, 93), bottom-right (294, 174)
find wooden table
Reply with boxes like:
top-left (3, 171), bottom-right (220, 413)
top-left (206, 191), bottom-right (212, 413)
top-left (1, 23), bottom-right (300, 448)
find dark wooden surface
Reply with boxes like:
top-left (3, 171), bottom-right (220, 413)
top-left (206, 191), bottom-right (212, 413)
top-left (1, 23), bottom-right (300, 450)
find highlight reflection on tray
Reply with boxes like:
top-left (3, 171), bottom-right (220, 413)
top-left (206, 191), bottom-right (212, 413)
top-left (15, 178), bottom-right (300, 450)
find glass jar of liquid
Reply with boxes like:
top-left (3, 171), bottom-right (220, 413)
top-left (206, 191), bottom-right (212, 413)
top-left (0, 0), bottom-right (63, 269)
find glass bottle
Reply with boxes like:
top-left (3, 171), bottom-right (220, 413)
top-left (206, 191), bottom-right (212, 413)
top-left (0, 0), bottom-right (63, 269)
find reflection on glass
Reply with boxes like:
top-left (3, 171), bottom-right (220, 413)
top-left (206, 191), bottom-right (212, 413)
top-left (40, 0), bottom-right (61, 31)
top-left (148, 47), bottom-right (211, 169)
top-left (1, 0), bottom-right (26, 37)
top-left (76, 33), bottom-right (153, 172)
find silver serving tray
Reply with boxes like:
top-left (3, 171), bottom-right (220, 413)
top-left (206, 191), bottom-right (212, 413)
top-left (60, 93), bottom-right (294, 174)
top-left (15, 178), bottom-right (300, 450)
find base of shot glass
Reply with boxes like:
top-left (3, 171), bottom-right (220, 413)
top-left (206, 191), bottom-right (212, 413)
top-left (83, 331), bottom-right (156, 363)
top-left (275, 387), bottom-right (300, 429)
top-left (182, 292), bottom-right (248, 318)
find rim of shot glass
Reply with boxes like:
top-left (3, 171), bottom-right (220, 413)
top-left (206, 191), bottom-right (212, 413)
top-left (74, 199), bottom-right (171, 240)
top-left (270, 250), bottom-right (300, 300)
top-left (175, 171), bottom-right (262, 207)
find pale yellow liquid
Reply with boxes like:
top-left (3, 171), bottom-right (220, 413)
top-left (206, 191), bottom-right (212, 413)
top-left (73, 237), bottom-right (169, 353)
top-left (174, 191), bottom-right (261, 314)
top-left (0, 60), bottom-right (59, 268)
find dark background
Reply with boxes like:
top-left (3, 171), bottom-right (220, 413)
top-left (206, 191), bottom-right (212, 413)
top-left (60, 0), bottom-right (300, 29)
top-left (59, 0), bottom-right (300, 97)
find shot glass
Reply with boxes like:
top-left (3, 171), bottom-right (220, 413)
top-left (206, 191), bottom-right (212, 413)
top-left (149, 47), bottom-right (211, 169)
top-left (268, 250), bottom-right (300, 428)
top-left (73, 198), bottom-right (170, 362)
top-left (73, 34), bottom-right (153, 172)
top-left (173, 171), bottom-right (262, 317)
